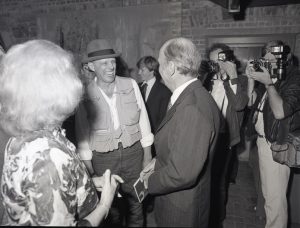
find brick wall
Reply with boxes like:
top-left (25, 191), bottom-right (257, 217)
top-left (0, 0), bottom-right (300, 58)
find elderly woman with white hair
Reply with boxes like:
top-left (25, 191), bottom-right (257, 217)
top-left (0, 39), bottom-right (123, 226)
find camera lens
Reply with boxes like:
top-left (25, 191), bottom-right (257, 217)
top-left (208, 61), bottom-right (220, 74)
top-left (250, 60), bottom-right (263, 72)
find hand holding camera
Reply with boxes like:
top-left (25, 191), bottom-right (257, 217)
top-left (218, 61), bottom-right (238, 80)
top-left (208, 50), bottom-right (237, 81)
top-left (246, 61), bottom-right (273, 86)
top-left (247, 45), bottom-right (289, 81)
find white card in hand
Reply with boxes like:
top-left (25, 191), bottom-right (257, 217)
top-left (133, 178), bottom-right (148, 203)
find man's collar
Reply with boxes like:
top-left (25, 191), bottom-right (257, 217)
top-left (171, 78), bottom-right (197, 105)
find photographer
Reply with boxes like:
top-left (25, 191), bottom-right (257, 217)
top-left (245, 40), bottom-right (300, 228)
top-left (203, 43), bottom-right (248, 228)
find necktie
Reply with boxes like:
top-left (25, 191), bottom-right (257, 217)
top-left (141, 82), bottom-right (148, 100)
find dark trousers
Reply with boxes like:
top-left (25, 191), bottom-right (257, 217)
top-left (209, 133), bottom-right (233, 228)
top-left (228, 147), bottom-right (239, 183)
top-left (92, 141), bottom-right (144, 227)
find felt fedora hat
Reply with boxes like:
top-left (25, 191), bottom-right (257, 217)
top-left (82, 39), bottom-right (120, 63)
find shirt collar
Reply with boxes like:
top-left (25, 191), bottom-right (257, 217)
top-left (142, 77), bottom-right (156, 86)
top-left (171, 78), bottom-right (197, 105)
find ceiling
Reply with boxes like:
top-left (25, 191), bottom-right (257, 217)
top-left (210, 0), bottom-right (300, 9)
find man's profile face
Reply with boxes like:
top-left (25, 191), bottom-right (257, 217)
top-left (138, 64), bottom-right (154, 82)
top-left (91, 57), bottom-right (116, 83)
top-left (158, 48), bottom-right (171, 89)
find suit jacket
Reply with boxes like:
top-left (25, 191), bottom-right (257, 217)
top-left (148, 79), bottom-right (220, 227)
top-left (142, 79), bottom-right (171, 133)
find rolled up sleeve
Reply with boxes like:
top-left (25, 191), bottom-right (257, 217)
top-left (131, 79), bottom-right (154, 148)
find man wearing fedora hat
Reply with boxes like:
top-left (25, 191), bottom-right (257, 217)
top-left (75, 39), bottom-right (154, 227)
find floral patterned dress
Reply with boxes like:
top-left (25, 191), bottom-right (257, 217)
top-left (0, 129), bottom-right (98, 226)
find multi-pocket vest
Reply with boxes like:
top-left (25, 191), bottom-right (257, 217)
top-left (84, 76), bottom-right (142, 152)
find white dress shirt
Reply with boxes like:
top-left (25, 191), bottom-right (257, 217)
top-left (142, 77), bottom-right (156, 101)
top-left (170, 78), bottom-right (198, 106)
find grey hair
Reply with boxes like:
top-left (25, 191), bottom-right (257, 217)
top-left (0, 39), bottom-right (83, 136)
top-left (161, 37), bottom-right (200, 77)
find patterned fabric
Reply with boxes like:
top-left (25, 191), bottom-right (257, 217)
top-left (0, 128), bottom-right (98, 226)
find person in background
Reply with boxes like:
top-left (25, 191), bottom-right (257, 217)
top-left (75, 39), bottom-right (154, 227)
top-left (140, 37), bottom-right (220, 227)
top-left (0, 39), bottom-right (123, 226)
top-left (129, 67), bottom-right (143, 84)
top-left (203, 43), bottom-right (248, 228)
top-left (245, 40), bottom-right (300, 228)
top-left (137, 56), bottom-right (171, 134)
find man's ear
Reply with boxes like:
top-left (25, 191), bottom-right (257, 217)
top-left (169, 61), bottom-right (176, 77)
top-left (88, 62), bottom-right (95, 72)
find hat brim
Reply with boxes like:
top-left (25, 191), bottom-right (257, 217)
top-left (82, 53), bottom-right (121, 63)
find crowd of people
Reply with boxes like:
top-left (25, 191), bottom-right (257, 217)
top-left (0, 36), bottom-right (299, 228)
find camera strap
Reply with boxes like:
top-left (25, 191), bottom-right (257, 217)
top-left (252, 92), bottom-right (267, 125)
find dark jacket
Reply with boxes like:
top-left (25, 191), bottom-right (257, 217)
top-left (246, 66), bottom-right (300, 143)
top-left (142, 79), bottom-right (171, 133)
top-left (148, 80), bottom-right (220, 227)
top-left (205, 75), bottom-right (248, 147)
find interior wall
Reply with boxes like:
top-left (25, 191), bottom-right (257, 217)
top-left (0, 0), bottom-right (300, 224)
top-left (0, 0), bottom-right (300, 59)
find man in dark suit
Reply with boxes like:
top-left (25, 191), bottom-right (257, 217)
top-left (140, 37), bottom-right (221, 227)
top-left (137, 56), bottom-right (171, 133)
top-left (136, 56), bottom-right (171, 226)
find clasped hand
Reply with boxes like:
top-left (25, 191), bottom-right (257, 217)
top-left (92, 170), bottom-right (124, 199)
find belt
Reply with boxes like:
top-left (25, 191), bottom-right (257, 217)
top-left (257, 134), bottom-right (265, 138)
top-left (92, 142), bottom-right (123, 154)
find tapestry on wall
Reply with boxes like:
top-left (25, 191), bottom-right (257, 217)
top-left (37, 2), bottom-right (181, 68)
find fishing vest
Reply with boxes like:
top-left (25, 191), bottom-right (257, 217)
top-left (84, 76), bottom-right (142, 152)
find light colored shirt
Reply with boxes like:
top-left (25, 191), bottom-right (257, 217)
top-left (99, 86), bottom-right (119, 130)
top-left (255, 92), bottom-right (267, 137)
top-left (142, 77), bottom-right (156, 101)
top-left (75, 78), bottom-right (154, 160)
top-left (211, 78), bottom-right (237, 118)
top-left (170, 78), bottom-right (198, 106)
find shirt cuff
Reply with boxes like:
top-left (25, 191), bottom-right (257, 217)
top-left (140, 133), bottom-right (154, 148)
top-left (77, 148), bottom-right (93, 160)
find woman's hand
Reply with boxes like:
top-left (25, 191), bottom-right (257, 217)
top-left (99, 170), bottom-right (124, 208)
top-left (92, 176), bottom-right (105, 192)
top-left (84, 170), bottom-right (124, 226)
top-left (93, 174), bottom-right (123, 192)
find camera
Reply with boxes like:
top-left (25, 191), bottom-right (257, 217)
top-left (271, 45), bottom-right (290, 80)
top-left (250, 58), bottom-right (273, 75)
top-left (218, 50), bottom-right (234, 62)
top-left (207, 50), bottom-right (234, 78)
top-left (250, 45), bottom-right (290, 80)
top-left (207, 60), bottom-right (220, 74)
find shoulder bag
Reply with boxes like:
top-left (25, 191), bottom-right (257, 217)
top-left (270, 116), bottom-right (300, 168)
